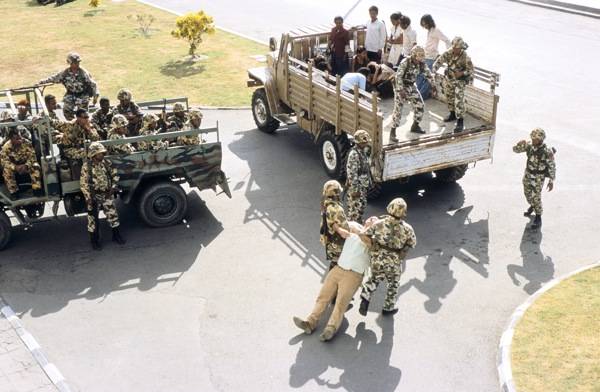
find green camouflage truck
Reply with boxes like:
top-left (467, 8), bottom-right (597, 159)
top-left (0, 86), bottom-right (231, 250)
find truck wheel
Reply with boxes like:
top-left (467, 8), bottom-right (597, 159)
top-left (252, 89), bottom-right (279, 133)
top-left (0, 211), bottom-right (12, 251)
top-left (435, 164), bottom-right (468, 183)
top-left (138, 182), bottom-right (188, 228)
top-left (367, 182), bottom-right (383, 200)
top-left (318, 131), bottom-right (350, 180)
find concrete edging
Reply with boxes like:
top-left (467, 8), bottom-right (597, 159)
top-left (497, 261), bottom-right (600, 392)
top-left (508, 0), bottom-right (600, 18)
top-left (0, 298), bottom-right (72, 392)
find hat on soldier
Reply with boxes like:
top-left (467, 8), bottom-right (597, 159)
top-left (410, 45), bottom-right (426, 61)
top-left (354, 129), bottom-right (371, 145)
top-left (143, 113), bottom-right (159, 126)
top-left (322, 180), bottom-right (343, 199)
top-left (387, 197), bottom-right (408, 219)
top-left (66, 52), bottom-right (82, 64)
top-left (451, 36), bottom-right (468, 50)
top-left (188, 109), bottom-right (203, 121)
top-left (111, 114), bottom-right (129, 128)
top-left (117, 88), bottom-right (133, 101)
top-left (173, 103), bottom-right (185, 113)
top-left (88, 141), bottom-right (107, 158)
top-left (530, 127), bottom-right (546, 141)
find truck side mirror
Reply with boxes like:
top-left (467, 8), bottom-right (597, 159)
top-left (269, 37), bottom-right (278, 52)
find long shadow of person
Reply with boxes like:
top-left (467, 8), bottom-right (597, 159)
top-left (507, 226), bottom-right (554, 294)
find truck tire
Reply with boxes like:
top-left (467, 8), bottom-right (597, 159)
top-left (137, 181), bottom-right (188, 228)
top-left (435, 164), bottom-right (468, 183)
top-left (252, 89), bottom-right (279, 133)
top-left (0, 211), bottom-right (12, 251)
top-left (367, 182), bottom-right (383, 200)
top-left (318, 131), bottom-right (350, 180)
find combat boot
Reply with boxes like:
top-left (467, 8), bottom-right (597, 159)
top-left (319, 326), bottom-right (336, 342)
top-left (454, 118), bottom-right (464, 133)
top-left (444, 111), bottom-right (457, 122)
top-left (382, 308), bottom-right (399, 316)
top-left (90, 232), bottom-right (102, 251)
top-left (524, 206), bottom-right (534, 217)
top-left (293, 317), bottom-right (313, 335)
top-left (358, 298), bottom-right (370, 316)
top-left (411, 121), bottom-right (425, 134)
top-left (531, 215), bottom-right (542, 230)
top-left (112, 228), bottom-right (126, 245)
top-left (389, 127), bottom-right (398, 143)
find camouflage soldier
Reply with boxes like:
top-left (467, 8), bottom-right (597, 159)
top-left (320, 180), bottom-right (350, 270)
top-left (15, 100), bottom-right (33, 140)
top-left (513, 128), bottom-right (556, 229)
top-left (432, 37), bottom-right (474, 132)
top-left (177, 109), bottom-right (203, 146)
top-left (166, 103), bottom-right (188, 130)
top-left (60, 109), bottom-right (100, 161)
top-left (1, 127), bottom-right (43, 199)
top-left (359, 198), bottom-right (417, 316)
top-left (345, 130), bottom-right (372, 223)
top-left (390, 46), bottom-right (437, 141)
top-left (138, 113), bottom-right (168, 152)
top-left (113, 89), bottom-right (143, 136)
top-left (91, 97), bottom-right (113, 139)
top-left (39, 52), bottom-right (98, 120)
top-left (107, 114), bottom-right (135, 155)
top-left (80, 141), bottom-right (126, 250)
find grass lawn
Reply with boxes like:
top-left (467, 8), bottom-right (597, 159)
top-left (0, 0), bottom-right (267, 106)
top-left (512, 266), bottom-right (600, 392)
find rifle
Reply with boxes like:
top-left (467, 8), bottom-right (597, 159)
top-left (85, 142), bottom-right (99, 241)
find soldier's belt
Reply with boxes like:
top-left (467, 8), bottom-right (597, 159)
top-left (526, 169), bottom-right (547, 175)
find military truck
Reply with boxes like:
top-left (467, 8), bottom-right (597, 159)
top-left (247, 27), bottom-right (500, 196)
top-left (0, 86), bottom-right (231, 250)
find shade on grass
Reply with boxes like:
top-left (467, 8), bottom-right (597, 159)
top-left (0, 0), bottom-right (267, 107)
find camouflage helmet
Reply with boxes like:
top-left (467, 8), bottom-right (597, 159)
top-left (530, 127), bottom-right (546, 141)
top-left (188, 109), bottom-right (203, 121)
top-left (117, 88), bottom-right (132, 101)
top-left (173, 102), bottom-right (186, 113)
top-left (410, 45), bottom-right (426, 61)
top-left (387, 198), bottom-right (408, 219)
top-left (451, 36), bottom-right (468, 50)
top-left (111, 114), bottom-right (129, 128)
top-left (88, 141), bottom-right (107, 158)
top-left (353, 129), bottom-right (371, 145)
top-left (143, 112), bottom-right (159, 126)
top-left (66, 52), bottom-right (81, 64)
top-left (322, 180), bottom-right (343, 199)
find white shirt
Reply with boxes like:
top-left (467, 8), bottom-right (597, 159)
top-left (401, 26), bottom-right (417, 56)
top-left (365, 18), bottom-right (387, 52)
top-left (424, 27), bottom-right (450, 60)
top-left (388, 24), bottom-right (403, 65)
top-left (340, 73), bottom-right (366, 92)
top-left (337, 234), bottom-right (370, 274)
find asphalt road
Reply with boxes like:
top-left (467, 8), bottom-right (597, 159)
top-left (1, 1), bottom-right (600, 391)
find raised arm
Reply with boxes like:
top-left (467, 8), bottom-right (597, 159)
top-left (513, 140), bottom-right (529, 153)
top-left (38, 69), bottom-right (64, 85)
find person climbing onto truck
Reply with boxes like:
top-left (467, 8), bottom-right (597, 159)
top-left (340, 67), bottom-right (370, 93)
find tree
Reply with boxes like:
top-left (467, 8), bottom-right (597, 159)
top-left (89, 0), bottom-right (100, 7)
top-left (171, 11), bottom-right (216, 58)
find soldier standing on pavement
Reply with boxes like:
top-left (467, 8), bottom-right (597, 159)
top-left (91, 97), bottom-right (113, 139)
top-left (390, 46), bottom-right (437, 141)
top-left (320, 180), bottom-right (351, 270)
top-left (113, 89), bottom-right (143, 136)
top-left (80, 141), bottom-right (126, 250)
top-left (39, 52), bottom-right (98, 120)
top-left (178, 109), bottom-right (203, 146)
top-left (0, 127), bottom-right (43, 199)
top-left (359, 198), bottom-right (417, 316)
top-left (107, 114), bottom-right (135, 155)
top-left (513, 128), bottom-right (556, 230)
top-left (432, 37), bottom-right (474, 133)
top-left (345, 130), bottom-right (372, 223)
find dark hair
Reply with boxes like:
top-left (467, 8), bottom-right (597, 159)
top-left (333, 15), bottom-right (343, 23)
top-left (356, 46), bottom-right (366, 54)
top-left (420, 14), bottom-right (435, 29)
top-left (75, 108), bottom-right (88, 118)
top-left (400, 15), bottom-right (411, 27)
top-left (390, 12), bottom-right (402, 21)
top-left (44, 94), bottom-right (56, 103)
top-left (357, 67), bottom-right (370, 77)
top-left (8, 127), bottom-right (20, 139)
top-left (312, 55), bottom-right (328, 72)
top-left (367, 62), bottom-right (378, 74)
top-left (369, 5), bottom-right (378, 13)
top-left (99, 97), bottom-right (110, 104)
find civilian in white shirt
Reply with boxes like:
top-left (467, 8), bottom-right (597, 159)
top-left (400, 16), bottom-right (417, 59)
top-left (417, 14), bottom-right (451, 99)
top-left (340, 68), bottom-right (370, 93)
top-left (364, 5), bottom-right (387, 63)
top-left (387, 12), bottom-right (403, 67)
top-left (293, 217), bottom-right (379, 342)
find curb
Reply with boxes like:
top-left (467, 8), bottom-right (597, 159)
top-left (197, 106), bottom-right (250, 111)
top-left (497, 261), bottom-right (600, 392)
top-left (0, 298), bottom-right (72, 392)
top-left (507, 0), bottom-right (600, 18)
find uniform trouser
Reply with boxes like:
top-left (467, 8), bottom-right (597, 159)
top-left (63, 94), bottom-right (90, 120)
top-left (391, 85), bottom-right (424, 128)
top-left (361, 258), bottom-right (402, 311)
top-left (523, 173), bottom-right (545, 216)
top-left (325, 242), bottom-right (343, 270)
top-left (346, 185), bottom-right (368, 223)
top-left (306, 266), bottom-right (363, 333)
top-left (444, 79), bottom-right (466, 118)
top-left (87, 193), bottom-right (120, 233)
top-left (2, 164), bottom-right (42, 194)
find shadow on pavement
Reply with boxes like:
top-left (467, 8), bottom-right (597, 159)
top-left (0, 191), bottom-right (223, 317)
top-left (507, 225), bottom-right (554, 294)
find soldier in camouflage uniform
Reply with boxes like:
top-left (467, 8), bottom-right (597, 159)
top-left (320, 180), bottom-right (350, 270)
top-left (0, 127), bottom-right (43, 198)
top-left (60, 109), bottom-right (100, 161)
top-left (167, 103), bottom-right (188, 131)
top-left (345, 130), bottom-right (372, 224)
top-left (359, 198), bottom-right (417, 315)
top-left (113, 89), bottom-right (143, 136)
top-left (390, 46), bottom-right (437, 141)
top-left (39, 52), bottom-right (98, 120)
top-left (513, 128), bottom-right (556, 229)
top-left (91, 97), bottom-right (113, 139)
top-left (138, 113), bottom-right (168, 152)
top-left (432, 37), bottom-right (474, 133)
top-left (107, 115), bottom-right (135, 155)
top-left (80, 141), bottom-right (125, 250)
top-left (177, 109), bottom-right (203, 146)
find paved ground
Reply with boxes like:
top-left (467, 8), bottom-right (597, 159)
top-left (1, 0), bottom-right (599, 391)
